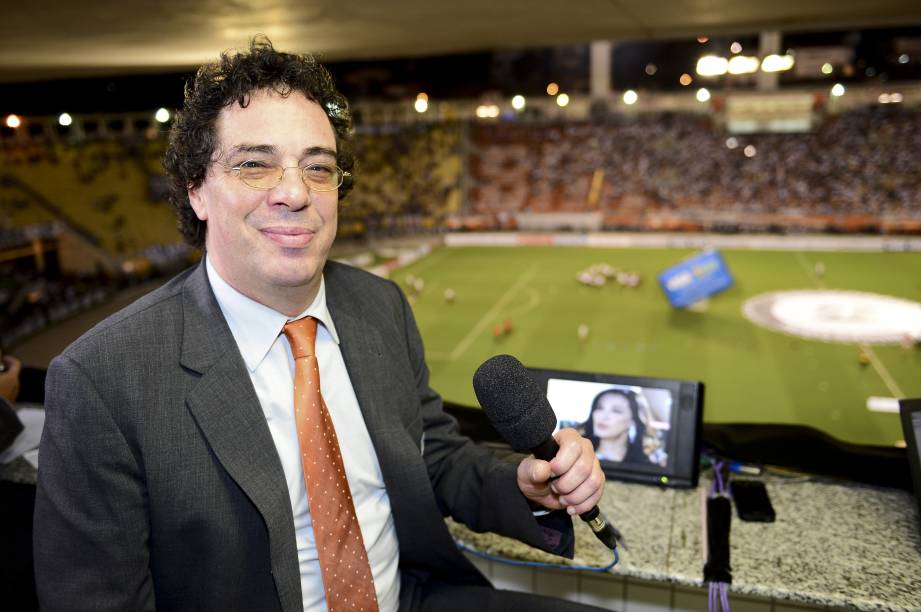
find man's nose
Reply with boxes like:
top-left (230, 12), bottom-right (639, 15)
top-left (270, 167), bottom-right (311, 209)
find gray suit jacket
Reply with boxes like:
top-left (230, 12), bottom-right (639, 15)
top-left (34, 260), bottom-right (572, 611)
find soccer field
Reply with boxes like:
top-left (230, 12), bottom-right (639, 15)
top-left (393, 245), bottom-right (921, 447)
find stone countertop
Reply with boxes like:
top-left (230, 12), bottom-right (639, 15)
top-left (448, 477), bottom-right (921, 611)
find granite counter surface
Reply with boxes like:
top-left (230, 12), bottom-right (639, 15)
top-left (448, 477), bottom-right (921, 611)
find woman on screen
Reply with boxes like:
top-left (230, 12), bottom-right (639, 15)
top-left (583, 388), bottom-right (654, 465)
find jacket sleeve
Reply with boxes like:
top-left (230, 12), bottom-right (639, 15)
top-left (34, 354), bottom-right (156, 611)
top-left (0, 396), bottom-right (23, 452)
top-left (389, 280), bottom-right (575, 558)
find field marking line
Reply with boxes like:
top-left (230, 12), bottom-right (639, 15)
top-left (448, 264), bottom-right (540, 360)
top-left (793, 251), bottom-right (825, 289)
top-left (860, 343), bottom-right (905, 398)
top-left (502, 287), bottom-right (542, 319)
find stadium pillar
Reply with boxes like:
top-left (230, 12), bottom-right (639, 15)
top-left (590, 40), bottom-right (613, 99)
top-left (757, 30), bottom-right (781, 91)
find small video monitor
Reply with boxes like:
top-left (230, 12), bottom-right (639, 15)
top-left (527, 367), bottom-right (704, 488)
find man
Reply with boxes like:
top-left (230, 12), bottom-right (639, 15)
top-left (34, 39), bottom-right (607, 612)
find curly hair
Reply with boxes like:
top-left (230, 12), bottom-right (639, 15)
top-left (162, 36), bottom-right (355, 248)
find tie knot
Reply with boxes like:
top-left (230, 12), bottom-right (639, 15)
top-left (283, 316), bottom-right (318, 359)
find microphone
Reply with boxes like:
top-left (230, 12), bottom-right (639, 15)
top-left (473, 354), bottom-right (624, 551)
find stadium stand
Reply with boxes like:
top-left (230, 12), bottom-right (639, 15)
top-left (466, 105), bottom-right (921, 232)
top-left (3, 103), bottom-right (920, 244)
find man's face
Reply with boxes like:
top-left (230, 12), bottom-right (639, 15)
top-left (189, 89), bottom-right (338, 312)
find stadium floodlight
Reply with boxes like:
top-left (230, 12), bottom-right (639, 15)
top-left (696, 55), bottom-right (728, 77)
top-left (761, 54), bottom-right (795, 73)
top-left (622, 90), bottom-right (638, 105)
top-left (728, 55), bottom-right (759, 75)
top-left (830, 83), bottom-right (845, 97)
top-left (414, 98), bottom-right (428, 113)
top-left (58, 113), bottom-right (73, 126)
top-left (696, 88), bottom-right (711, 102)
top-left (879, 92), bottom-right (904, 104)
top-left (155, 108), bottom-right (171, 123)
top-left (556, 93), bottom-right (570, 108)
top-left (511, 95), bottom-right (526, 111)
top-left (475, 104), bottom-right (500, 118)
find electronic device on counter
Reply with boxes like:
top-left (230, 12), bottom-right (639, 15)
top-left (729, 479), bottom-right (776, 522)
top-left (899, 398), bottom-right (921, 523)
top-left (526, 367), bottom-right (704, 488)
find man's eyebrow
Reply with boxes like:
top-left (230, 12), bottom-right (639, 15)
top-left (304, 146), bottom-right (338, 158)
top-left (227, 143), bottom-right (276, 157)
top-left (224, 144), bottom-right (337, 158)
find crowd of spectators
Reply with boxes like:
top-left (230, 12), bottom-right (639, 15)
top-left (3, 104), bottom-right (920, 248)
top-left (468, 105), bottom-right (921, 224)
top-left (342, 122), bottom-right (464, 235)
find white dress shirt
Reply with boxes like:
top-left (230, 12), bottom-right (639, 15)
top-left (207, 257), bottom-right (400, 612)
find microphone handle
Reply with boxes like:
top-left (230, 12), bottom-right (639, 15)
top-left (531, 436), bottom-right (622, 551)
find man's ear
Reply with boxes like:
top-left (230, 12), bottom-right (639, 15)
top-left (188, 184), bottom-right (208, 221)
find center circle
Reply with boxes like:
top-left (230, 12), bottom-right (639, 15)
top-left (742, 290), bottom-right (921, 344)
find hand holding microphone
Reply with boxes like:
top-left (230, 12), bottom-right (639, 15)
top-left (473, 354), bottom-right (624, 551)
top-left (515, 428), bottom-right (603, 516)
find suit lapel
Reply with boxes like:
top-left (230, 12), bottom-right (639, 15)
top-left (325, 269), bottom-right (408, 441)
top-left (178, 263), bottom-right (302, 612)
top-left (329, 305), bottom-right (392, 436)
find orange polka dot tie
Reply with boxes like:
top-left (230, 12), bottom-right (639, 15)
top-left (283, 317), bottom-right (380, 612)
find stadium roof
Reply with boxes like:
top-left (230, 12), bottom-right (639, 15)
top-left (2, 0), bottom-right (921, 81)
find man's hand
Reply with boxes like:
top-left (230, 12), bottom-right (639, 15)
top-left (0, 355), bottom-right (22, 404)
top-left (516, 427), bottom-right (604, 515)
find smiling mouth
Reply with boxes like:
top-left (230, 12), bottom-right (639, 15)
top-left (261, 227), bottom-right (316, 248)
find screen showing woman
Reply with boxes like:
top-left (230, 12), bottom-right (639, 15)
top-left (546, 379), bottom-right (673, 468)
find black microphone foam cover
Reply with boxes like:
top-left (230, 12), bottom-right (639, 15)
top-left (472, 354), bottom-right (557, 452)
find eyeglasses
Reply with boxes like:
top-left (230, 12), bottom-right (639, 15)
top-left (222, 160), bottom-right (350, 191)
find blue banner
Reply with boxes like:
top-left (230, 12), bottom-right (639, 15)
top-left (657, 250), bottom-right (734, 308)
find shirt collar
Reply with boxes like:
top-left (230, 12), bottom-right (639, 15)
top-left (205, 255), bottom-right (340, 372)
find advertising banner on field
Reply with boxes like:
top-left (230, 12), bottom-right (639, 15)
top-left (657, 250), bottom-right (734, 308)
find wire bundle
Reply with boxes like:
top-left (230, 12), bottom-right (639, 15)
top-left (704, 461), bottom-right (732, 612)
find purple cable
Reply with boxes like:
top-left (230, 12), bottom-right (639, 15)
top-left (712, 460), bottom-right (727, 497)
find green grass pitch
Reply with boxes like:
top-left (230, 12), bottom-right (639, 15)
top-left (392, 246), bottom-right (921, 447)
